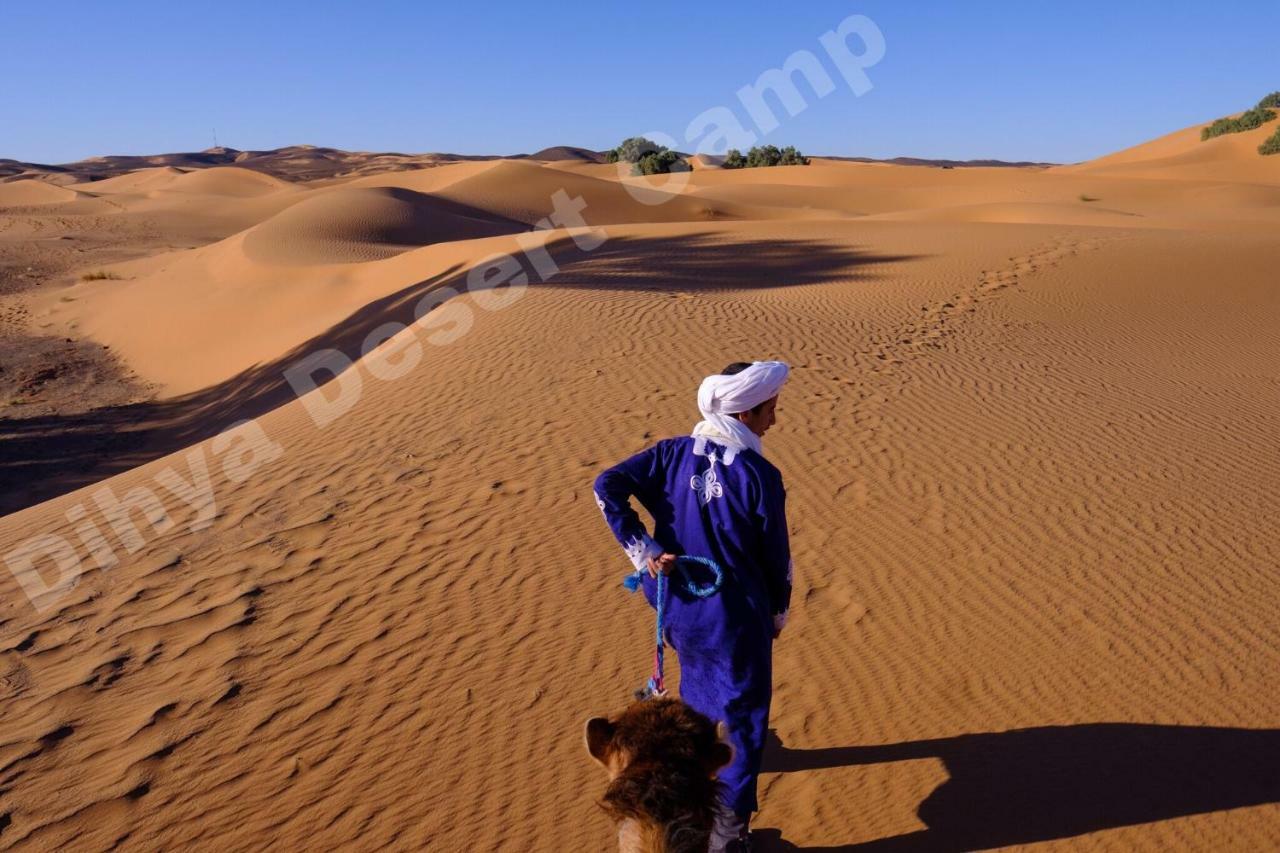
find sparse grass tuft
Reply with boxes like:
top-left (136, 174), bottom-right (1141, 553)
top-left (1079, 194), bottom-right (1100, 202)
top-left (80, 270), bottom-right (123, 281)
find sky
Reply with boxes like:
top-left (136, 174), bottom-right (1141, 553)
top-left (4, 1), bottom-right (1278, 165)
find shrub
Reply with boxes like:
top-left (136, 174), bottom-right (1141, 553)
top-left (633, 150), bottom-right (688, 175)
top-left (1079, 194), bottom-right (1099, 202)
top-left (604, 137), bottom-right (689, 175)
top-left (80, 270), bottom-right (122, 281)
top-left (1201, 107), bottom-right (1276, 141)
top-left (1257, 92), bottom-right (1280, 110)
top-left (725, 145), bottom-right (811, 168)
top-left (746, 145), bottom-right (782, 167)
top-left (1260, 126), bottom-right (1280, 156)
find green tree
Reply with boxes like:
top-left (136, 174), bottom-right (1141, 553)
top-left (610, 136), bottom-right (664, 163)
top-left (722, 149), bottom-right (746, 169)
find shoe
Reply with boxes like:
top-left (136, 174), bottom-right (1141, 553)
top-left (709, 811), bottom-right (748, 853)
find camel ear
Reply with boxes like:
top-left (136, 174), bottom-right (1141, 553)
top-left (708, 721), bottom-right (735, 772)
top-left (585, 717), bottom-right (615, 764)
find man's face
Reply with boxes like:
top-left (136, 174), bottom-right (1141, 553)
top-left (735, 396), bottom-right (778, 437)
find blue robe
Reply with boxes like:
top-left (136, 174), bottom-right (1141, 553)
top-left (594, 434), bottom-right (792, 817)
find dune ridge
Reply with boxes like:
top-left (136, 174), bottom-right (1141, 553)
top-left (0, 180), bottom-right (80, 207)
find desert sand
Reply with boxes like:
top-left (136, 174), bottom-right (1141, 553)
top-left (0, 116), bottom-right (1278, 851)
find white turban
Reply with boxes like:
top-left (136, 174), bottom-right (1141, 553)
top-left (692, 361), bottom-right (789, 456)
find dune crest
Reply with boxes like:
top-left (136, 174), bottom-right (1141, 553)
top-left (1060, 118), bottom-right (1280, 182)
top-left (164, 166), bottom-right (298, 197)
top-left (0, 180), bottom-right (80, 206)
top-left (241, 186), bottom-right (524, 264)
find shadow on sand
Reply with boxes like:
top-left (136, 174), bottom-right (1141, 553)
top-left (1, 231), bottom-right (917, 516)
top-left (753, 724), bottom-right (1280, 851)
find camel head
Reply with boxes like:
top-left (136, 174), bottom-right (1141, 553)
top-left (585, 698), bottom-right (734, 853)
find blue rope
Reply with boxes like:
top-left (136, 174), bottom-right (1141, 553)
top-left (622, 554), bottom-right (724, 699)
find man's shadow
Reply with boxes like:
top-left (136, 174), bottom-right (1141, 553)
top-left (753, 723), bottom-right (1280, 851)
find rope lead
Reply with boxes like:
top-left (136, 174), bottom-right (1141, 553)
top-left (622, 555), bottom-right (724, 700)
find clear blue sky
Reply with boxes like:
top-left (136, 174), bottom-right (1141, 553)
top-left (5, 1), bottom-right (1277, 165)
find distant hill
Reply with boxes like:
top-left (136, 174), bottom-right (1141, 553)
top-left (1, 145), bottom-right (1053, 186)
top-left (0, 158), bottom-right (77, 183)
top-left (527, 146), bottom-right (606, 163)
top-left (0, 146), bottom-right (522, 185)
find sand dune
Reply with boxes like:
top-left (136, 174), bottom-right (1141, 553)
top-left (3, 116), bottom-right (1280, 851)
top-left (1061, 117), bottom-right (1280, 183)
top-left (336, 160), bottom-right (508, 194)
top-left (0, 180), bottom-right (80, 207)
top-left (34, 223), bottom-right (568, 394)
top-left (433, 159), bottom-right (773, 224)
top-left (1179, 181), bottom-right (1280, 208)
top-left (162, 166), bottom-right (298, 197)
top-left (71, 167), bottom-right (188, 195)
top-left (240, 186), bottom-right (524, 264)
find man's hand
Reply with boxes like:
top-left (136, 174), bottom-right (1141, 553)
top-left (646, 552), bottom-right (678, 578)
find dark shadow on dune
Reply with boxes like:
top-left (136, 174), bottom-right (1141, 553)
top-left (753, 724), bottom-right (1280, 851)
top-left (0, 232), bottom-right (916, 516)
top-left (542, 231), bottom-right (918, 294)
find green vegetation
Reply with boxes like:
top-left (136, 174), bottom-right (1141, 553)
top-left (1257, 92), bottom-right (1280, 110)
top-left (1200, 106), bottom-right (1276, 141)
top-left (604, 137), bottom-right (689, 175)
top-left (80, 270), bottom-right (123, 281)
top-left (721, 145), bottom-right (810, 169)
top-left (1259, 125), bottom-right (1280, 156)
top-left (605, 136), bottom-right (658, 164)
top-left (635, 150), bottom-right (688, 176)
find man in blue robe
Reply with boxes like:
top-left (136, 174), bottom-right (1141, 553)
top-left (594, 360), bottom-right (793, 852)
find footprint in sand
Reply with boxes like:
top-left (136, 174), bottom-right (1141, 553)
top-left (0, 653), bottom-right (32, 697)
top-left (833, 479), bottom-right (870, 507)
top-left (804, 582), bottom-right (869, 623)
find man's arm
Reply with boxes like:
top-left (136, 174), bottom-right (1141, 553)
top-left (757, 469), bottom-right (793, 637)
top-left (593, 443), bottom-right (667, 573)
